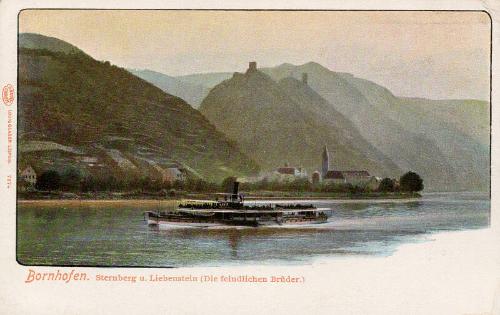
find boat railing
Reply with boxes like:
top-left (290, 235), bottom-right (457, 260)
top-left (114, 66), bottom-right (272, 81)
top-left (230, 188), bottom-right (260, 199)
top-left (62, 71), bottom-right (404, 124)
top-left (177, 202), bottom-right (317, 211)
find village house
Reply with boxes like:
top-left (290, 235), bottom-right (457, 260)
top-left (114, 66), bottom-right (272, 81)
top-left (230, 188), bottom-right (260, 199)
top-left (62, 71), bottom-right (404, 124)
top-left (161, 167), bottom-right (184, 183)
top-left (323, 170), bottom-right (345, 184)
top-left (20, 165), bottom-right (37, 186)
top-left (18, 165), bottom-right (37, 191)
top-left (276, 163), bottom-right (308, 180)
top-left (342, 170), bottom-right (372, 186)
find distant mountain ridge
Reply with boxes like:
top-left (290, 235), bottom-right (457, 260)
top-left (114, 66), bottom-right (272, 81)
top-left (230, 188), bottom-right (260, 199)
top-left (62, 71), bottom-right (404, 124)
top-left (18, 33), bottom-right (259, 182)
top-left (128, 69), bottom-right (234, 108)
top-left (185, 62), bottom-right (489, 191)
top-left (127, 69), bottom-right (210, 108)
top-left (176, 72), bottom-right (233, 90)
top-left (261, 62), bottom-right (490, 191)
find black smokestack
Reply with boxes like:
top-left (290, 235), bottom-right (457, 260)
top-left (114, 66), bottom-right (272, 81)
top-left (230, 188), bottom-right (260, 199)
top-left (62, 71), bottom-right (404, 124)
top-left (232, 181), bottom-right (240, 195)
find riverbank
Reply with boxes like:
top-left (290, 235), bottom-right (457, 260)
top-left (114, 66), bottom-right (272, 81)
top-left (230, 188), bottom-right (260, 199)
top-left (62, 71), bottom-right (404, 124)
top-left (17, 190), bottom-right (421, 201)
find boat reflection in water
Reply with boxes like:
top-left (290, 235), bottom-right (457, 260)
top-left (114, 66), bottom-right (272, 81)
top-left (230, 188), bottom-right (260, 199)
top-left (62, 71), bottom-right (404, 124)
top-left (145, 182), bottom-right (331, 228)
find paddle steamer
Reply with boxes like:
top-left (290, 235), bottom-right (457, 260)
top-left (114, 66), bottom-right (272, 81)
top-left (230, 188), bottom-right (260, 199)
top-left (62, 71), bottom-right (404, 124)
top-left (145, 182), bottom-right (330, 228)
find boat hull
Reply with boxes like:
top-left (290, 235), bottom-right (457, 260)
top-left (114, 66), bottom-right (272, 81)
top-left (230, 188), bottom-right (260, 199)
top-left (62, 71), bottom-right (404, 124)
top-left (145, 211), bottom-right (327, 228)
top-left (147, 219), bottom-right (222, 228)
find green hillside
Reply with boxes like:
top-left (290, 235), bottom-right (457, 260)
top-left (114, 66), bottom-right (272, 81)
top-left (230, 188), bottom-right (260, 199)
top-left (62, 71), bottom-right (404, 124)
top-left (18, 33), bottom-right (259, 184)
top-left (199, 68), bottom-right (399, 177)
top-left (19, 33), bottom-right (87, 55)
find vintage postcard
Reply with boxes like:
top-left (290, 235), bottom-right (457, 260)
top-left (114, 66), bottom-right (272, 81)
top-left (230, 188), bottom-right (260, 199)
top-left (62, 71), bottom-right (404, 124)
top-left (0, 1), bottom-right (499, 314)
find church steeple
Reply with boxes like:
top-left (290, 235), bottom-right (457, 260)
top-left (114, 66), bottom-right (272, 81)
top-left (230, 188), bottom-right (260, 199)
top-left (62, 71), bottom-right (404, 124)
top-left (322, 145), bottom-right (329, 179)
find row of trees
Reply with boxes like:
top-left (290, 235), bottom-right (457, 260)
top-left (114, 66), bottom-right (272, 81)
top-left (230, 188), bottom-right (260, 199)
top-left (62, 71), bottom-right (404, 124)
top-left (225, 171), bottom-right (424, 193)
top-left (34, 169), bottom-right (424, 194)
top-left (396, 171), bottom-right (424, 192)
top-left (34, 170), bottom-right (220, 193)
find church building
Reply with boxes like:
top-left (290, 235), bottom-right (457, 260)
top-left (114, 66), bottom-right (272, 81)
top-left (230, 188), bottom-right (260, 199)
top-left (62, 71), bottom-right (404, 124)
top-left (318, 145), bottom-right (377, 188)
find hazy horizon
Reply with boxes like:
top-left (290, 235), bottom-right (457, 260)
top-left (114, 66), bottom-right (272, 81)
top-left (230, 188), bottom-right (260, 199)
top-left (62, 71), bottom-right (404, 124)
top-left (19, 10), bottom-right (491, 101)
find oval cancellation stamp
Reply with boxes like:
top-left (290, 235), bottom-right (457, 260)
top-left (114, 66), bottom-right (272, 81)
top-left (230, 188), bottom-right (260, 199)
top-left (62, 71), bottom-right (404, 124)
top-left (2, 84), bottom-right (14, 106)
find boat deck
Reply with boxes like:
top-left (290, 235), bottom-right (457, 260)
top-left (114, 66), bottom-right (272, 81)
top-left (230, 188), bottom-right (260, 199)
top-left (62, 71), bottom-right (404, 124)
top-left (175, 207), bottom-right (331, 214)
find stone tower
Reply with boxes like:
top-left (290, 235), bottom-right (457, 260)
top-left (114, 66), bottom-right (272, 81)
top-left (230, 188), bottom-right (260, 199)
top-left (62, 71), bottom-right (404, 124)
top-left (302, 73), bottom-right (308, 85)
top-left (322, 145), bottom-right (329, 179)
top-left (248, 61), bottom-right (257, 72)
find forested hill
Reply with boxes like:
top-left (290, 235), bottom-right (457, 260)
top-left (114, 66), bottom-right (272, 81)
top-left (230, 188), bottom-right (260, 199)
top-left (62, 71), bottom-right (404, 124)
top-left (199, 68), bottom-right (400, 177)
top-left (181, 62), bottom-right (489, 191)
top-left (18, 33), bottom-right (259, 184)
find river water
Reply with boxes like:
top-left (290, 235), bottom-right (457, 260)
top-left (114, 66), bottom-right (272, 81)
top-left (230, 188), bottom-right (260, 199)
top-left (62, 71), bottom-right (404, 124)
top-left (17, 192), bottom-right (490, 267)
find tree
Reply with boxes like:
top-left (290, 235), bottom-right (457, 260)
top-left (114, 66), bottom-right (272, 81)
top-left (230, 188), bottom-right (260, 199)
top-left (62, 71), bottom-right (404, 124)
top-left (172, 179), bottom-right (184, 190)
top-left (348, 184), bottom-right (365, 194)
top-left (378, 178), bottom-right (395, 192)
top-left (290, 178), bottom-right (312, 192)
top-left (400, 171), bottom-right (424, 192)
top-left (139, 176), bottom-right (152, 191)
top-left (60, 167), bottom-right (82, 191)
top-left (36, 170), bottom-right (61, 191)
top-left (81, 175), bottom-right (96, 192)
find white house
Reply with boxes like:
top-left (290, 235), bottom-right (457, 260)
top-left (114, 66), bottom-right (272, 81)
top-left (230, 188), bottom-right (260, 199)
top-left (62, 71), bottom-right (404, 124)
top-left (275, 163), bottom-right (308, 181)
top-left (341, 170), bottom-right (372, 186)
top-left (162, 167), bottom-right (184, 183)
top-left (19, 165), bottom-right (37, 186)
